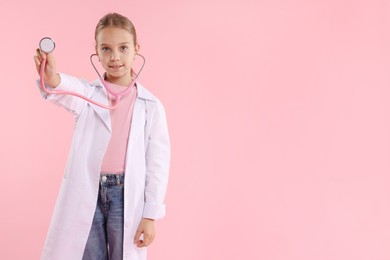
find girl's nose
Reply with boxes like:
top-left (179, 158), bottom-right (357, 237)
top-left (110, 52), bottom-right (120, 61)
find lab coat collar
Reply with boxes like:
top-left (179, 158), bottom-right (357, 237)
top-left (135, 81), bottom-right (157, 102)
top-left (89, 79), bottom-right (156, 134)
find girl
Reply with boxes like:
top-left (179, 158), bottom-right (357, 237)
top-left (34, 13), bottom-right (171, 260)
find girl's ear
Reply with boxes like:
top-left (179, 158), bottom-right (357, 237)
top-left (135, 43), bottom-right (140, 53)
top-left (95, 45), bottom-right (100, 61)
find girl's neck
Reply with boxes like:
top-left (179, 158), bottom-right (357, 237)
top-left (104, 73), bottom-right (133, 87)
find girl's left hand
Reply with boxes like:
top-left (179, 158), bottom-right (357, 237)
top-left (134, 218), bottom-right (155, 247)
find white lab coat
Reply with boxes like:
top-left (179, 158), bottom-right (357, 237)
top-left (36, 73), bottom-right (171, 260)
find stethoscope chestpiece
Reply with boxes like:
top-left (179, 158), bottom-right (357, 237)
top-left (39, 37), bottom-right (56, 53)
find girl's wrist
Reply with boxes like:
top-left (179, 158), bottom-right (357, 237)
top-left (47, 73), bottom-right (61, 88)
top-left (143, 218), bottom-right (155, 221)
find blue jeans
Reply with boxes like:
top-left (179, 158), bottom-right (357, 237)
top-left (82, 173), bottom-right (125, 260)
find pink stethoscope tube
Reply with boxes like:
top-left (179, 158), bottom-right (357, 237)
top-left (38, 37), bottom-right (145, 110)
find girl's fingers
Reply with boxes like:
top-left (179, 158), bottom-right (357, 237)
top-left (34, 55), bottom-right (42, 73)
top-left (36, 49), bottom-right (42, 61)
top-left (134, 230), bottom-right (142, 244)
top-left (144, 236), bottom-right (154, 247)
top-left (34, 55), bottom-right (41, 66)
top-left (143, 236), bottom-right (150, 246)
top-left (36, 48), bottom-right (47, 62)
top-left (136, 234), bottom-right (154, 247)
top-left (34, 47), bottom-right (57, 81)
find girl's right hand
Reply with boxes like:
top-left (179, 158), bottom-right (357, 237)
top-left (34, 48), bottom-right (60, 88)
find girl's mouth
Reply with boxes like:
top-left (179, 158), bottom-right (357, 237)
top-left (109, 65), bottom-right (124, 69)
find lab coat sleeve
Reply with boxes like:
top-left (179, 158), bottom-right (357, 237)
top-left (36, 73), bottom-right (89, 116)
top-left (142, 100), bottom-right (171, 220)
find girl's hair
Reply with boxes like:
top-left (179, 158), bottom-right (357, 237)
top-left (95, 13), bottom-right (137, 46)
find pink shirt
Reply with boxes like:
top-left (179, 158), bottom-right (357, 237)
top-left (101, 81), bottom-right (137, 173)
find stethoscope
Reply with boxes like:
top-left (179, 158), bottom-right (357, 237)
top-left (38, 37), bottom-right (145, 109)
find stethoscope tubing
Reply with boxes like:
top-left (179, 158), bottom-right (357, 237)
top-left (39, 53), bottom-right (145, 110)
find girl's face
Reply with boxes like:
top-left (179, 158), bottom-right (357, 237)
top-left (96, 26), bottom-right (139, 86)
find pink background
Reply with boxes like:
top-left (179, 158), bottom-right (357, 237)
top-left (1, 0), bottom-right (390, 259)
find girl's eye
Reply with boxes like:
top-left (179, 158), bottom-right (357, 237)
top-left (101, 47), bottom-right (110, 52)
top-left (120, 46), bottom-right (129, 51)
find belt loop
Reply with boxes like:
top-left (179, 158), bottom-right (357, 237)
top-left (116, 175), bottom-right (120, 185)
top-left (100, 175), bottom-right (105, 185)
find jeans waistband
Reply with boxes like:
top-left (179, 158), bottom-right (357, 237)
top-left (100, 173), bottom-right (124, 185)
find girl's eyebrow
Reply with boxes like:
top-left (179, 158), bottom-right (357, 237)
top-left (99, 42), bottom-right (130, 46)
